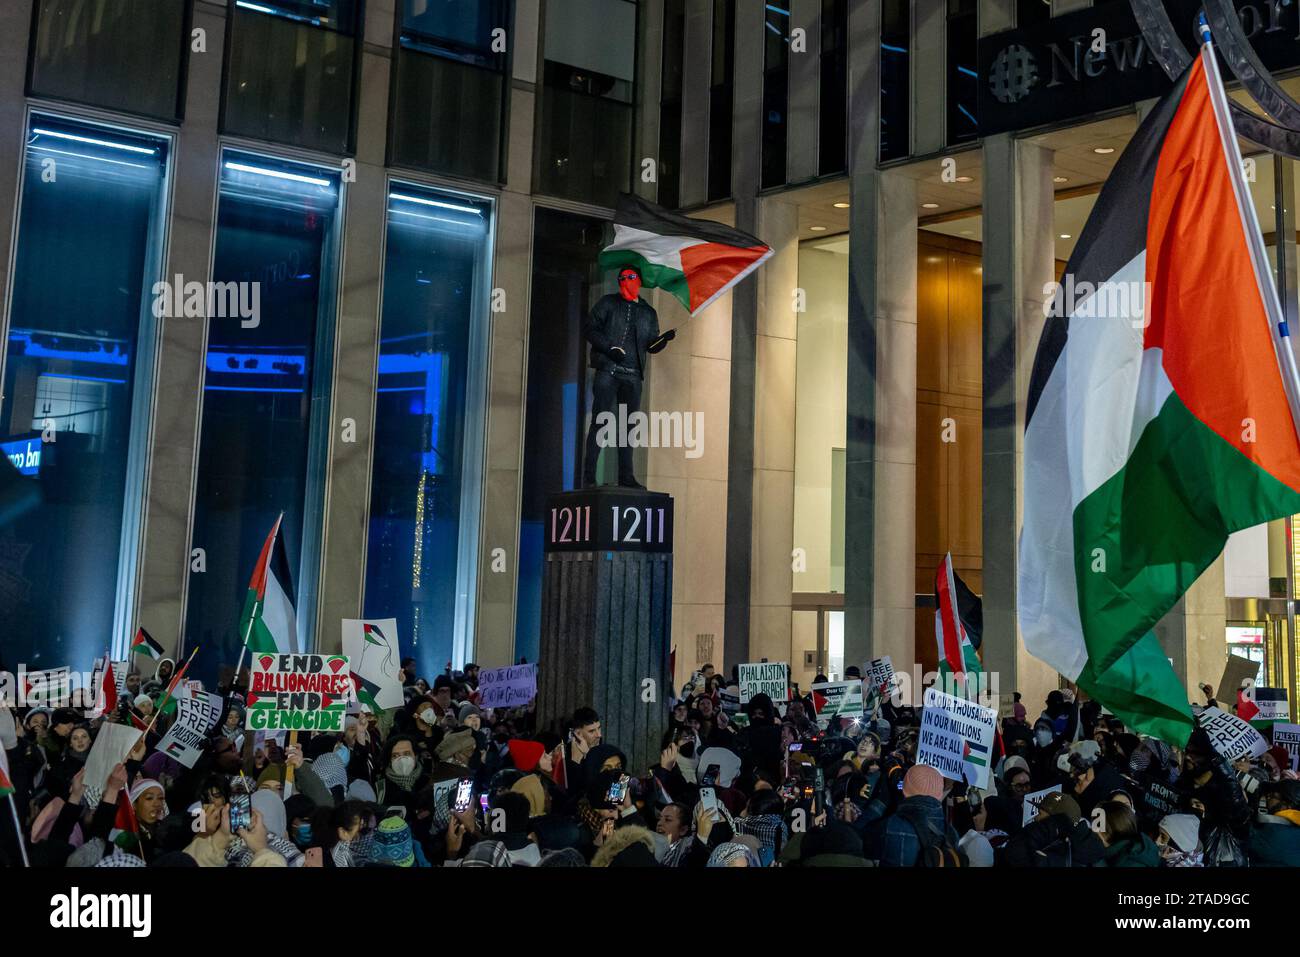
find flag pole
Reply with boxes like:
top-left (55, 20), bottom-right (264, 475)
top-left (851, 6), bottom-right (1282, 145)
top-left (7, 793), bottom-right (30, 867)
top-left (1199, 18), bottom-right (1300, 437)
top-left (141, 644), bottom-right (200, 741)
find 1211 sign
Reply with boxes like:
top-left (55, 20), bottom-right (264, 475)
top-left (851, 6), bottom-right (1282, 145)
top-left (544, 490), bottom-right (674, 552)
top-left (611, 505), bottom-right (667, 545)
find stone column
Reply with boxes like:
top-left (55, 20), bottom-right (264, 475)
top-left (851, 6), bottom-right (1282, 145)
top-left (473, 0), bottom-right (542, 667)
top-left (980, 132), bottom-right (1058, 711)
top-left (314, 0), bottom-right (397, 654)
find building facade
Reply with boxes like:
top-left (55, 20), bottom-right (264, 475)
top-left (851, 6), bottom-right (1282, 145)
top-left (0, 0), bottom-right (1296, 717)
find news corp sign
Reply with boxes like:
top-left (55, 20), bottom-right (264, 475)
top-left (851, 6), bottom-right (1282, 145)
top-left (977, 0), bottom-right (1300, 134)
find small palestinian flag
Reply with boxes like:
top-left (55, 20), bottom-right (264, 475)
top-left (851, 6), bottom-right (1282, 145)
top-left (131, 627), bottom-right (164, 661)
top-left (1019, 36), bottom-right (1300, 746)
top-left (599, 193), bottom-right (773, 315)
top-left (0, 747), bottom-right (15, 799)
top-left (963, 739), bottom-right (989, 768)
top-left (109, 788), bottom-right (139, 851)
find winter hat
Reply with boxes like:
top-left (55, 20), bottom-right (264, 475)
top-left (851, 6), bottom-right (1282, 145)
top-left (133, 693), bottom-right (153, 710)
top-left (257, 764), bottom-right (286, 790)
top-left (251, 789), bottom-right (287, 837)
top-left (1000, 755), bottom-right (1031, 781)
top-left (1159, 813), bottom-right (1202, 854)
top-left (458, 703), bottom-right (482, 723)
top-left (310, 752), bottom-right (348, 792)
top-left (1062, 740), bottom-right (1102, 773)
top-left (129, 779), bottom-right (167, 815)
top-left (1038, 792), bottom-right (1083, 824)
top-left (23, 707), bottom-right (51, 729)
top-left (959, 829), bottom-right (995, 867)
top-left (510, 774), bottom-right (547, 818)
top-left (537, 847), bottom-right (587, 867)
top-left (347, 779), bottom-right (377, 803)
top-left (902, 765), bottom-right (944, 801)
top-left (436, 729), bottom-right (476, 762)
top-left (372, 815), bottom-right (416, 867)
top-left (507, 738), bottom-right (546, 773)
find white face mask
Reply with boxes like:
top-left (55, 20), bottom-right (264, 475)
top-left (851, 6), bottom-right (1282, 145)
top-left (1035, 731), bottom-right (1053, 748)
top-left (391, 755), bottom-right (417, 776)
top-left (420, 709), bottom-right (436, 726)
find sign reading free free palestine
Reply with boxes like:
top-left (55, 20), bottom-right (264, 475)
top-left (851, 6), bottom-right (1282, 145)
top-left (246, 654), bottom-right (350, 732)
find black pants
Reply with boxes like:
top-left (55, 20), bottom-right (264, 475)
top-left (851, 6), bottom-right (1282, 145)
top-left (583, 369), bottom-right (642, 484)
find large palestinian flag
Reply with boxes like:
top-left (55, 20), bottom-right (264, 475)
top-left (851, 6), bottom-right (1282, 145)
top-left (935, 553), bottom-right (982, 690)
top-left (598, 193), bottom-right (773, 315)
top-left (239, 515), bottom-right (298, 656)
top-left (1019, 41), bottom-right (1300, 746)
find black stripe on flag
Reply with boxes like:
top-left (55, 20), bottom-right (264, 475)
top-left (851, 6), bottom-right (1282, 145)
top-left (269, 526), bottom-right (296, 605)
top-left (1025, 63), bottom-right (1193, 429)
top-left (614, 193), bottom-right (768, 250)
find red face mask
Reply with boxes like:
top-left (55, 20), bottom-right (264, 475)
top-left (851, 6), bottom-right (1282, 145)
top-left (618, 272), bottom-right (641, 301)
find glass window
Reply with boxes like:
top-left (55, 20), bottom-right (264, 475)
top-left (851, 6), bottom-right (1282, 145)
top-left (947, 0), bottom-right (979, 145)
top-left (0, 115), bottom-right (170, 666)
top-left (880, 0), bottom-right (911, 162)
top-left (819, 0), bottom-right (848, 176)
top-left (363, 183), bottom-right (493, 676)
top-left (515, 208), bottom-right (607, 662)
top-left (30, 0), bottom-right (189, 121)
top-left (658, 0), bottom-right (686, 209)
top-left (1016, 0), bottom-right (1051, 29)
top-left (183, 151), bottom-right (343, 682)
top-left (223, 0), bottom-right (361, 155)
top-left (708, 0), bottom-right (735, 202)
top-left (390, 0), bottom-right (511, 183)
top-left (536, 0), bottom-right (637, 207)
top-left (762, 4), bottom-right (790, 189)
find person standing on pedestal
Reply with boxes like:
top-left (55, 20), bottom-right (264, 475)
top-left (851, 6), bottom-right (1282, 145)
top-left (581, 266), bottom-right (674, 489)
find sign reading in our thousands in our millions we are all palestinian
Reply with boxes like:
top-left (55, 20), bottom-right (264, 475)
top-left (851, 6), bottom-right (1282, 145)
top-left (245, 654), bottom-right (350, 732)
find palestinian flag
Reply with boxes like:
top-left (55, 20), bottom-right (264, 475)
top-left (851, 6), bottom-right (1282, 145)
top-left (131, 627), bottom-right (164, 660)
top-left (0, 746), bottom-right (14, 799)
top-left (598, 193), bottom-right (773, 315)
top-left (1019, 40), bottom-right (1300, 747)
top-left (935, 553), bottom-right (982, 691)
top-left (963, 739), bottom-right (989, 768)
top-left (239, 515), bottom-right (297, 656)
top-left (88, 656), bottom-right (117, 720)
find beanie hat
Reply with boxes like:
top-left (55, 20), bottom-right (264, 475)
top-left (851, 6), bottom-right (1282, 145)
top-left (511, 774), bottom-right (547, 818)
top-left (436, 729), bottom-right (475, 762)
top-left (257, 764), bottom-right (286, 790)
top-left (133, 694), bottom-right (153, 710)
top-left (1038, 791), bottom-right (1083, 824)
top-left (902, 764), bottom-right (944, 800)
top-left (458, 703), bottom-right (482, 723)
top-left (508, 738), bottom-right (546, 774)
top-left (1001, 755), bottom-right (1031, 781)
top-left (372, 815), bottom-right (416, 867)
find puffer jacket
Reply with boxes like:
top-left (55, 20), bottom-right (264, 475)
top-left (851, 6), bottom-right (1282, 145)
top-left (583, 293), bottom-right (659, 375)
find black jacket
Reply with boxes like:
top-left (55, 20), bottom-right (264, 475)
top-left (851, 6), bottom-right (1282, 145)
top-left (1001, 814), bottom-right (1106, 867)
top-left (584, 293), bottom-right (660, 376)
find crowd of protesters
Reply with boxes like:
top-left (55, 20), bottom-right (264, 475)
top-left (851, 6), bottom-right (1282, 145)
top-left (1, 657), bottom-right (1297, 868)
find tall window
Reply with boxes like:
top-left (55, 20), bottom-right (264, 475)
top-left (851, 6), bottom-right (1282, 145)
top-left (707, 0), bottom-right (735, 202)
top-left (0, 115), bottom-right (170, 667)
top-left (363, 184), bottom-right (493, 676)
top-left (390, 0), bottom-right (511, 183)
top-left (1016, 0), bottom-right (1051, 28)
top-left (762, 4), bottom-right (790, 189)
top-left (819, 0), bottom-right (848, 176)
top-left (29, 0), bottom-right (189, 121)
top-left (184, 151), bottom-right (343, 681)
top-left (515, 208), bottom-right (607, 662)
top-left (658, 0), bottom-right (686, 209)
top-left (536, 0), bottom-right (637, 207)
top-left (223, 0), bottom-right (361, 154)
top-left (947, 0), bottom-right (979, 145)
top-left (880, 0), bottom-right (911, 162)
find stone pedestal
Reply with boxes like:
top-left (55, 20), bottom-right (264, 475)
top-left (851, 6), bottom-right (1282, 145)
top-left (537, 487), bottom-right (674, 773)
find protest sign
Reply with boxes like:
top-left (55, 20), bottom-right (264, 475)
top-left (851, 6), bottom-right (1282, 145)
top-left (737, 662), bottom-right (789, 704)
top-left (245, 654), bottom-right (350, 733)
top-left (1216, 654), bottom-right (1261, 704)
top-left (866, 657), bottom-right (896, 697)
top-left (918, 686), bottom-right (998, 789)
top-left (1197, 706), bottom-right (1269, 761)
top-left (718, 689), bottom-right (741, 715)
top-left (83, 722), bottom-right (143, 805)
top-left (1273, 723), bottom-right (1300, 772)
top-left (811, 680), bottom-right (864, 722)
top-left (478, 663), bottom-right (539, 709)
top-left (342, 618), bottom-right (405, 712)
top-left (20, 666), bottom-right (71, 708)
top-left (1249, 687), bottom-right (1289, 721)
top-left (158, 689), bottom-right (223, 767)
top-left (1023, 784), bottom-right (1062, 826)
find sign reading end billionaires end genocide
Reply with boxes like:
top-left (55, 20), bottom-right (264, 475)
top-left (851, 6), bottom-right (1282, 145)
top-left (918, 687), bottom-right (998, 790)
top-left (245, 654), bottom-right (350, 732)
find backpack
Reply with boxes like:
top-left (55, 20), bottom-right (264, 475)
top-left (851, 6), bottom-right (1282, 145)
top-left (895, 803), bottom-right (967, 867)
